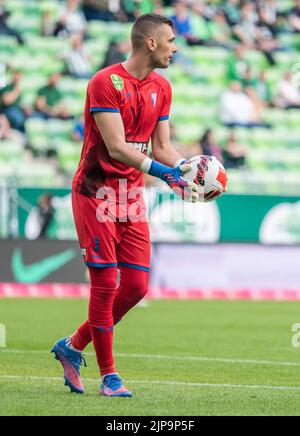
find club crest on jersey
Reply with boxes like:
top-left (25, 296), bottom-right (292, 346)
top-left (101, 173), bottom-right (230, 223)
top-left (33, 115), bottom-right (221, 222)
top-left (111, 74), bottom-right (124, 91)
top-left (151, 93), bottom-right (157, 108)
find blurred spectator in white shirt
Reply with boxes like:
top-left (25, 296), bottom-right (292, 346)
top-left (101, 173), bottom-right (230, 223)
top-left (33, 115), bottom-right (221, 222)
top-left (276, 72), bottom-right (300, 109)
top-left (289, 0), bottom-right (300, 33)
top-left (63, 34), bottom-right (92, 79)
top-left (220, 81), bottom-right (271, 128)
top-left (54, 0), bottom-right (87, 38)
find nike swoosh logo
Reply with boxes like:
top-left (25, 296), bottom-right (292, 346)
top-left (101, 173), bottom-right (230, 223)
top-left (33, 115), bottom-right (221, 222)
top-left (12, 249), bottom-right (76, 283)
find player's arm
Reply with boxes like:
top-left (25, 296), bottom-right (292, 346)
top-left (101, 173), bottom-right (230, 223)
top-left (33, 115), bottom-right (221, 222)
top-left (93, 112), bottom-right (147, 168)
top-left (151, 119), bottom-right (184, 168)
top-left (93, 112), bottom-right (199, 200)
top-left (36, 95), bottom-right (53, 115)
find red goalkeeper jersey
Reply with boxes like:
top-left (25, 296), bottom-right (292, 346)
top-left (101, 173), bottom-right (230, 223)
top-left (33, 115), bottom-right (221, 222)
top-left (73, 63), bottom-right (172, 201)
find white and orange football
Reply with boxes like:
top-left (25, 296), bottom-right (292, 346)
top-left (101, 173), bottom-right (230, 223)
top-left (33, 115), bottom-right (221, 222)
top-left (183, 155), bottom-right (228, 202)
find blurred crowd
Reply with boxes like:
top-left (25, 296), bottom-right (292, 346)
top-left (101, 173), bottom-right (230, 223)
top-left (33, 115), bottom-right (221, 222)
top-left (1, 0), bottom-right (300, 174)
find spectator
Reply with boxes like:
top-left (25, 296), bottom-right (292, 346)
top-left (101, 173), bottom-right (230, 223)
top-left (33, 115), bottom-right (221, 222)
top-left (187, 128), bottom-right (222, 162)
top-left (37, 194), bottom-right (55, 239)
top-left (276, 72), bottom-right (300, 109)
top-left (58, 0), bottom-right (87, 37)
top-left (188, 2), bottom-right (212, 46)
top-left (0, 113), bottom-right (25, 145)
top-left (199, 129), bottom-right (222, 162)
top-left (82, 0), bottom-right (117, 22)
top-left (72, 116), bottom-right (84, 142)
top-left (62, 34), bottom-right (92, 79)
top-left (226, 45), bottom-right (250, 83)
top-left (120, 0), bottom-right (157, 22)
top-left (0, 0), bottom-right (24, 44)
top-left (220, 81), bottom-right (271, 129)
top-left (289, 0), bottom-right (300, 33)
top-left (233, 1), bottom-right (277, 65)
top-left (207, 10), bottom-right (234, 49)
top-left (260, 0), bottom-right (279, 28)
top-left (223, 0), bottom-right (241, 27)
top-left (174, 1), bottom-right (219, 48)
top-left (233, 2), bottom-right (258, 50)
top-left (255, 71), bottom-right (272, 106)
top-left (32, 73), bottom-right (72, 120)
top-left (171, 1), bottom-right (193, 40)
top-left (119, 0), bottom-right (137, 22)
top-left (41, 10), bottom-right (55, 37)
top-left (241, 66), bottom-right (258, 88)
top-left (256, 6), bottom-right (279, 61)
top-left (101, 38), bottom-right (130, 69)
top-left (222, 131), bottom-right (248, 169)
top-left (0, 70), bottom-right (26, 132)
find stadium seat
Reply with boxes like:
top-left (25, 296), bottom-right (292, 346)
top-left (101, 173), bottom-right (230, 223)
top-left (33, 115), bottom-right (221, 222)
top-left (1, 0), bottom-right (300, 195)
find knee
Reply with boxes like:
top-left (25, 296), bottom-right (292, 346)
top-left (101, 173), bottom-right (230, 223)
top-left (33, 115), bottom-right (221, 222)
top-left (129, 275), bottom-right (149, 302)
top-left (89, 267), bottom-right (118, 289)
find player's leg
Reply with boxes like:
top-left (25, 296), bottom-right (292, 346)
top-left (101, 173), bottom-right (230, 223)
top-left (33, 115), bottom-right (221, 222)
top-left (51, 191), bottom-right (94, 394)
top-left (113, 266), bottom-right (149, 325)
top-left (113, 219), bottom-right (151, 324)
top-left (52, 191), bottom-right (119, 394)
top-left (88, 266), bottom-right (132, 397)
top-left (69, 321), bottom-right (92, 352)
top-left (67, 263), bottom-right (150, 351)
top-left (88, 266), bottom-right (118, 376)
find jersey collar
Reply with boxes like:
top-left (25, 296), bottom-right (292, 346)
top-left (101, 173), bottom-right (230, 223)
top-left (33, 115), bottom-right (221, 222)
top-left (119, 63), bottom-right (155, 85)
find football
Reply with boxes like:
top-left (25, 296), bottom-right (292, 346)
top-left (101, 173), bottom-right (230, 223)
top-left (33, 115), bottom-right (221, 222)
top-left (183, 155), bottom-right (228, 202)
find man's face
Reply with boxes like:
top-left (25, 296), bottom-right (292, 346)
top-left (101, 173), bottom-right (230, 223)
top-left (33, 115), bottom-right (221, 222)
top-left (49, 73), bottom-right (61, 87)
top-left (13, 71), bottom-right (22, 83)
top-left (149, 24), bottom-right (177, 69)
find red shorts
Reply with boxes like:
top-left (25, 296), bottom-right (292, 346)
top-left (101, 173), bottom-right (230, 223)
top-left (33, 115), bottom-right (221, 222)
top-left (72, 190), bottom-right (151, 272)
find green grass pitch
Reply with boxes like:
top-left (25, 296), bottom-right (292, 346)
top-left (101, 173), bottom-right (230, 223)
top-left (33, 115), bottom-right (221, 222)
top-left (1, 298), bottom-right (300, 416)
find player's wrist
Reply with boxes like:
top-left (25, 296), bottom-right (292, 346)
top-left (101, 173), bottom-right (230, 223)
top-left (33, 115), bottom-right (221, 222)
top-left (140, 157), bottom-right (172, 180)
top-left (140, 157), bottom-right (153, 174)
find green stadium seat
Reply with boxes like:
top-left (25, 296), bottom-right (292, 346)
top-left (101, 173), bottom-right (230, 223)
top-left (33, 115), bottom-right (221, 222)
top-left (0, 143), bottom-right (23, 163)
top-left (57, 145), bottom-right (81, 173)
top-left (26, 36), bottom-right (66, 56)
top-left (1, 0), bottom-right (299, 195)
top-left (58, 78), bottom-right (88, 99)
top-left (7, 13), bottom-right (41, 36)
top-left (0, 36), bottom-right (18, 54)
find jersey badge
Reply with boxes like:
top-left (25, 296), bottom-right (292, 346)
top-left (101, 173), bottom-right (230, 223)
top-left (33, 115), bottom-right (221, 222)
top-left (111, 74), bottom-right (124, 91)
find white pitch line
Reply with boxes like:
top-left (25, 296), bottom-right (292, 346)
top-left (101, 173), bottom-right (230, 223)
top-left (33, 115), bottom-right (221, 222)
top-left (0, 374), bottom-right (300, 392)
top-left (1, 348), bottom-right (300, 368)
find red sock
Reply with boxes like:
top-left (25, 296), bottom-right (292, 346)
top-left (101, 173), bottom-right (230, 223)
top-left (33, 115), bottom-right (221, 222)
top-left (113, 266), bottom-right (149, 324)
top-left (70, 322), bottom-right (92, 351)
top-left (89, 267), bottom-right (118, 377)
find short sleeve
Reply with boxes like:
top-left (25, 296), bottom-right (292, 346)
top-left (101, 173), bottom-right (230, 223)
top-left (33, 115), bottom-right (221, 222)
top-left (89, 73), bottom-right (121, 114)
top-left (158, 80), bottom-right (172, 122)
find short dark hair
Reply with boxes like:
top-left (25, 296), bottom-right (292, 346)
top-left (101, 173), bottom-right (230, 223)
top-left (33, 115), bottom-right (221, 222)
top-left (131, 14), bottom-right (175, 51)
